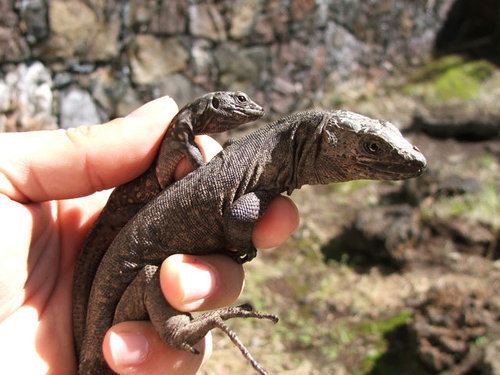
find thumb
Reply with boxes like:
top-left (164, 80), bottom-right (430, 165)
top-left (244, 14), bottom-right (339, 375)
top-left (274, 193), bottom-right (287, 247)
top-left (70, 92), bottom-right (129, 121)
top-left (103, 321), bottom-right (211, 375)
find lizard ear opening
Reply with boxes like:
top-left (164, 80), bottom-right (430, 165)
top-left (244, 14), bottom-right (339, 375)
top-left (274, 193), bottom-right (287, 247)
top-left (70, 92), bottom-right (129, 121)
top-left (212, 97), bottom-right (220, 109)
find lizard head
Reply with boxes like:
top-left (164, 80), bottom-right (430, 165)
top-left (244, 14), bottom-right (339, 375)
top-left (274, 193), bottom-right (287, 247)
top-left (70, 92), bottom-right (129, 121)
top-left (200, 91), bottom-right (265, 132)
top-left (315, 110), bottom-right (427, 182)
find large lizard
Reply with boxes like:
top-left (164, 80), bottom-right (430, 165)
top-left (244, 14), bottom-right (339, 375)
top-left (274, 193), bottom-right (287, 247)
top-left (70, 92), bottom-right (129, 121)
top-left (76, 109), bottom-right (427, 374)
top-left (72, 91), bottom-right (264, 354)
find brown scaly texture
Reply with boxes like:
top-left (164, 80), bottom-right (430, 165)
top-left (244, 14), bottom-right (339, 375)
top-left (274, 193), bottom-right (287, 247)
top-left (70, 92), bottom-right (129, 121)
top-left (72, 91), bottom-right (264, 355)
top-left (77, 109), bottom-right (427, 374)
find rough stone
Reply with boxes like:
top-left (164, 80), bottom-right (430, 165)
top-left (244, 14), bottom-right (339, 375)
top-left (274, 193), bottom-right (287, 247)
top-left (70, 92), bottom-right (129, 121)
top-left (16, 0), bottom-right (49, 45)
top-left (328, 0), bottom-right (455, 67)
top-left (215, 43), bottom-right (268, 86)
top-left (246, 0), bottom-right (289, 44)
top-left (59, 86), bottom-right (103, 129)
top-left (150, 0), bottom-right (188, 35)
top-left (129, 35), bottom-right (189, 85)
top-left (413, 102), bottom-right (500, 140)
top-left (157, 74), bottom-right (203, 108)
top-left (128, 0), bottom-right (188, 35)
top-left (189, 3), bottom-right (226, 41)
top-left (412, 282), bottom-right (500, 373)
top-left (426, 217), bottom-right (495, 258)
top-left (86, 67), bottom-right (136, 116)
top-left (324, 22), bottom-right (367, 80)
top-left (0, 81), bottom-right (9, 112)
top-left (483, 338), bottom-right (500, 375)
top-left (290, 0), bottom-right (316, 22)
top-left (229, 0), bottom-right (263, 39)
top-left (1, 62), bottom-right (55, 131)
top-left (190, 39), bottom-right (216, 88)
top-left (52, 72), bottom-right (74, 89)
top-left (127, 0), bottom-right (155, 29)
top-left (403, 169), bottom-right (482, 203)
top-left (115, 86), bottom-right (142, 118)
top-left (34, 0), bottom-right (120, 61)
top-left (0, 1), bottom-right (30, 62)
top-left (270, 76), bottom-right (301, 113)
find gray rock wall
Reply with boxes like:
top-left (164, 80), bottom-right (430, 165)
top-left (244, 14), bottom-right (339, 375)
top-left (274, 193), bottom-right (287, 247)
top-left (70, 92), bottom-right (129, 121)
top-left (0, 0), bottom-right (455, 130)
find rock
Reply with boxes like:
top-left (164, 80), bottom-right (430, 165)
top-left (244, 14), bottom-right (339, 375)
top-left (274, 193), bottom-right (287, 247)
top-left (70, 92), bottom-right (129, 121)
top-left (402, 169), bottom-right (482, 204)
top-left (1, 62), bottom-right (56, 131)
top-left (411, 282), bottom-right (500, 373)
top-left (215, 43), bottom-right (268, 86)
top-left (426, 217), bottom-right (495, 258)
top-left (188, 3), bottom-right (226, 41)
top-left (150, 0), bottom-right (188, 35)
top-left (483, 338), bottom-right (500, 375)
top-left (438, 174), bottom-right (481, 196)
top-left (128, 0), bottom-right (188, 35)
top-left (413, 102), bottom-right (500, 140)
top-left (157, 74), bottom-right (202, 108)
top-left (115, 86), bottom-right (142, 118)
top-left (127, 0), bottom-right (154, 28)
top-left (229, 0), bottom-right (288, 43)
top-left (52, 72), bottom-right (74, 89)
top-left (34, 0), bottom-right (120, 61)
top-left (328, 0), bottom-right (454, 67)
top-left (324, 22), bottom-right (367, 80)
top-left (229, 0), bottom-right (263, 39)
top-left (0, 81), bottom-right (9, 132)
top-left (59, 86), bottom-right (103, 129)
top-left (87, 67), bottom-right (136, 116)
top-left (290, 0), bottom-right (316, 22)
top-left (270, 77), bottom-right (301, 113)
top-left (190, 39), bottom-right (217, 88)
top-left (0, 1), bottom-right (30, 62)
top-left (16, 0), bottom-right (49, 45)
top-left (255, 0), bottom-right (289, 43)
top-left (0, 81), bottom-right (9, 112)
top-left (129, 35), bottom-right (189, 85)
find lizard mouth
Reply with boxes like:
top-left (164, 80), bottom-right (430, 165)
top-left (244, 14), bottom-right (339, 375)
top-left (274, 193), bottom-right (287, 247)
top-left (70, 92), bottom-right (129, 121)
top-left (234, 106), bottom-right (265, 119)
top-left (359, 159), bottom-right (427, 179)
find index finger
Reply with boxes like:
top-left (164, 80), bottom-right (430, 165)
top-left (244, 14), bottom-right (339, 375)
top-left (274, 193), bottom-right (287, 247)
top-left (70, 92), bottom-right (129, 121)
top-left (0, 96), bottom-right (178, 203)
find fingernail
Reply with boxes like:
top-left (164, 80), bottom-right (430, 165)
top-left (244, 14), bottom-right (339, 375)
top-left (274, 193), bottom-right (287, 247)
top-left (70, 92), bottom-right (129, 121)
top-left (109, 331), bottom-right (149, 367)
top-left (178, 258), bottom-right (214, 307)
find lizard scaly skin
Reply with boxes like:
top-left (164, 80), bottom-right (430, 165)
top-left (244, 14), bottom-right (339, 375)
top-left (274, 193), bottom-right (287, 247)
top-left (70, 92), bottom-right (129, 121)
top-left (78, 110), bottom-right (426, 374)
top-left (72, 91), bottom-right (264, 355)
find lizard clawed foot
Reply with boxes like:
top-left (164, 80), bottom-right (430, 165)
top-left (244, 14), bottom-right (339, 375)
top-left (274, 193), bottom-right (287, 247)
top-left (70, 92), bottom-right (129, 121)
top-left (165, 304), bottom-right (278, 375)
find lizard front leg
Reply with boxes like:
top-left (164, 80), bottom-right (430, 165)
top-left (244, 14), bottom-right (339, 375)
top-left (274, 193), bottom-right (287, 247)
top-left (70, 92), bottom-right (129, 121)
top-left (114, 264), bottom-right (278, 375)
top-left (155, 122), bottom-right (205, 189)
top-left (223, 191), bottom-right (275, 263)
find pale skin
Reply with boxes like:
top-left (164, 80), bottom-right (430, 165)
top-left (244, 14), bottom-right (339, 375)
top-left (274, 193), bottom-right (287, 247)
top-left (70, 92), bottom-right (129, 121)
top-left (0, 96), bottom-right (299, 374)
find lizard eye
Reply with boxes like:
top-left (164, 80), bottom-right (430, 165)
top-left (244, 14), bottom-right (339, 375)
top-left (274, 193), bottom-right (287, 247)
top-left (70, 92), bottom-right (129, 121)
top-left (363, 140), bottom-right (381, 154)
top-left (211, 97), bottom-right (220, 109)
top-left (237, 94), bottom-right (247, 102)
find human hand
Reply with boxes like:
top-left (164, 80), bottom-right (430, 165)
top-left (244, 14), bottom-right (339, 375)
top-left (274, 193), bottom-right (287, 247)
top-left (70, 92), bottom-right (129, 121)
top-left (0, 96), bottom-right (299, 374)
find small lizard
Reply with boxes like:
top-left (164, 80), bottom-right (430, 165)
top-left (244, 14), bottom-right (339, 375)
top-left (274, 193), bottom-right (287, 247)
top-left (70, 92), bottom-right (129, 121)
top-left (72, 91), bottom-right (264, 355)
top-left (77, 110), bottom-right (427, 374)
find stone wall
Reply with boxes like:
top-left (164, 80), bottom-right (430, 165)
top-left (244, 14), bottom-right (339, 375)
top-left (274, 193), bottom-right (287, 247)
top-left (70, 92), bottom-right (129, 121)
top-left (0, 0), bottom-right (456, 131)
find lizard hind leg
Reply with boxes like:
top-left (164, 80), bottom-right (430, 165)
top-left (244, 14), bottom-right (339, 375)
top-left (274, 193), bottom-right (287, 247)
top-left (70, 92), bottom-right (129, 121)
top-left (115, 265), bottom-right (278, 375)
top-left (167, 304), bottom-right (278, 375)
top-left (212, 306), bottom-right (278, 375)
